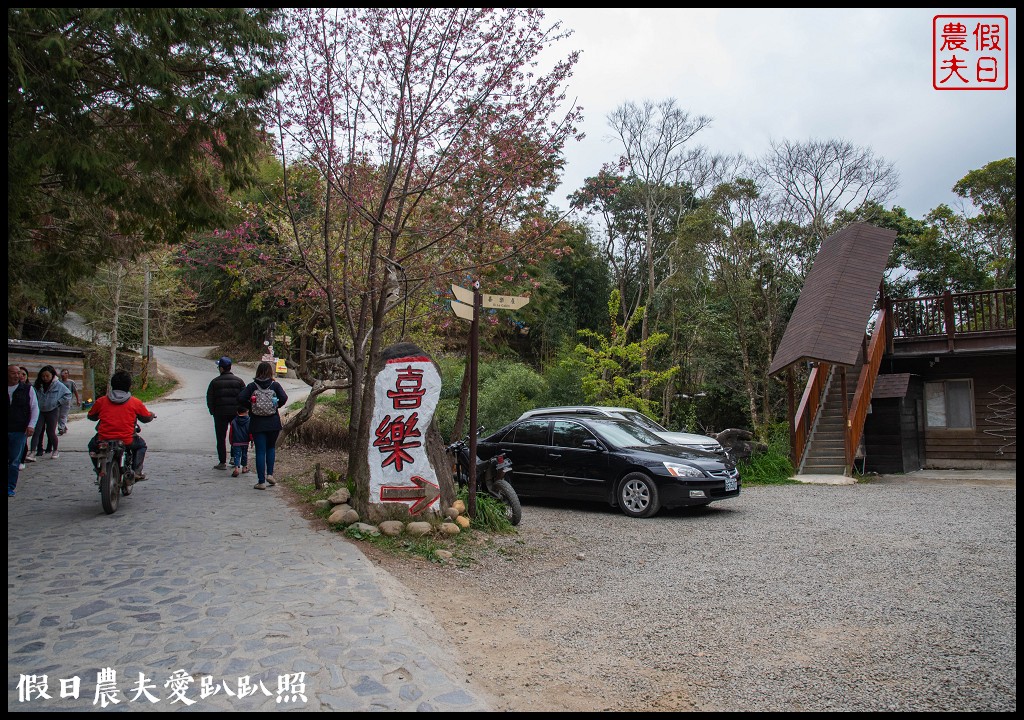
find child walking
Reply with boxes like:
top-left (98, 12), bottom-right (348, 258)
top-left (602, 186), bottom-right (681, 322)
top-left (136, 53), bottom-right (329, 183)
top-left (228, 406), bottom-right (252, 477)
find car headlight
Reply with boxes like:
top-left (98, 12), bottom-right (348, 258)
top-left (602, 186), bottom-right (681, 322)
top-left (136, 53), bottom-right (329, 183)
top-left (662, 461), bottom-right (705, 478)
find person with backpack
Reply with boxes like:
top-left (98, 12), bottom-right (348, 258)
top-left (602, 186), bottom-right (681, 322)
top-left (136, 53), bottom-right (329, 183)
top-left (228, 406), bottom-right (252, 477)
top-left (206, 357), bottom-right (245, 471)
top-left (237, 361), bottom-right (287, 490)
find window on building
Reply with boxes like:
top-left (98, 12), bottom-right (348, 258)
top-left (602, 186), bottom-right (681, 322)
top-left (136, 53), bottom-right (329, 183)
top-left (925, 379), bottom-right (974, 429)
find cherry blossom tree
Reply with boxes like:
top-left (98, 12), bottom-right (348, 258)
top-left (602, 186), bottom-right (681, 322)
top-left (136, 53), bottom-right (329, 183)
top-left (275, 8), bottom-right (582, 511)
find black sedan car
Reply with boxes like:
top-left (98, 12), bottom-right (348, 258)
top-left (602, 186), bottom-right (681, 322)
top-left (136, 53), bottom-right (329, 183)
top-left (476, 415), bottom-right (740, 518)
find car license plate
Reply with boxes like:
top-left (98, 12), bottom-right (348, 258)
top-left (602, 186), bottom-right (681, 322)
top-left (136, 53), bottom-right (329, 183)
top-left (725, 476), bottom-right (737, 492)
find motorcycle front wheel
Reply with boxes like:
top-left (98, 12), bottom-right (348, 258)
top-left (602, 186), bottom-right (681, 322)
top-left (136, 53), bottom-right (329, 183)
top-left (490, 478), bottom-right (522, 526)
top-left (101, 462), bottom-right (121, 515)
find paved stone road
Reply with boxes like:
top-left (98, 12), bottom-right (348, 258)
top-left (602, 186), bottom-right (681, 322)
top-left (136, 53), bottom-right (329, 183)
top-left (8, 346), bottom-right (490, 712)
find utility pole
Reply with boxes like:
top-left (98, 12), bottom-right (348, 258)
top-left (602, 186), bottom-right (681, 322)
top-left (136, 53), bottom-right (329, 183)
top-left (140, 265), bottom-right (151, 388)
top-left (142, 266), bottom-right (151, 352)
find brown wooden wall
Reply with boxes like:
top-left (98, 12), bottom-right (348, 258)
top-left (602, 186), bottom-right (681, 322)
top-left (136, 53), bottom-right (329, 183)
top-left (888, 354), bottom-right (1016, 468)
top-left (864, 399), bottom-right (905, 473)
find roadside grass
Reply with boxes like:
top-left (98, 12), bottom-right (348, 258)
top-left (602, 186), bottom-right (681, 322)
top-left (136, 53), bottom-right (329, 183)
top-left (135, 375), bottom-right (178, 404)
top-left (737, 422), bottom-right (799, 485)
top-left (737, 447), bottom-right (799, 485)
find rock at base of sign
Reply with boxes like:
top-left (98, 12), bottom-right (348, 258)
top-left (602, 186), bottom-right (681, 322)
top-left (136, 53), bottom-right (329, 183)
top-left (328, 504), bottom-right (359, 525)
top-left (445, 506), bottom-right (460, 520)
top-left (406, 522), bottom-right (432, 537)
top-left (379, 520), bottom-right (404, 537)
top-left (328, 487), bottom-right (351, 505)
top-left (439, 522), bottom-right (461, 536)
top-left (350, 522), bottom-right (380, 536)
top-left (434, 549), bottom-right (453, 562)
top-left (455, 515), bottom-right (471, 529)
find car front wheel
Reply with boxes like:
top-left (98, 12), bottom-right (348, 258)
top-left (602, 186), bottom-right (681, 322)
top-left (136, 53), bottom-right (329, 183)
top-left (617, 472), bottom-right (660, 518)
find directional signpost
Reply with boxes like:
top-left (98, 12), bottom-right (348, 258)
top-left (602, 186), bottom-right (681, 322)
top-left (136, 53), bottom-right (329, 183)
top-left (450, 282), bottom-right (529, 517)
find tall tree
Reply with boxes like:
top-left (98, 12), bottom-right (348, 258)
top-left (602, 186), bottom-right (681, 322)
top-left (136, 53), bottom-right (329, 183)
top-left (604, 99), bottom-right (711, 398)
top-left (276, 8), bottom-right (582, 515)
top-left (904, 205), bottom-right (996, 295)
top-left (7, 8), bottom-right (285, 332)
top-left (953, 157), bottom-right (1016, 286)
top-left (757, 138), bottom-right (899, 250)
top-left (680, 175), bottom-right (802, 429)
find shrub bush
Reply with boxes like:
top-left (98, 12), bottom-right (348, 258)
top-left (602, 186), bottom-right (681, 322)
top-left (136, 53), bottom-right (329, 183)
top-left (737, 422), bottom-right (795, 485)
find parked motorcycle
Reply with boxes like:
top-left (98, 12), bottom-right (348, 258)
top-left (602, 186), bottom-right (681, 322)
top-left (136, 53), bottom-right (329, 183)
top-left (446, 428), bottom-right (522, 526)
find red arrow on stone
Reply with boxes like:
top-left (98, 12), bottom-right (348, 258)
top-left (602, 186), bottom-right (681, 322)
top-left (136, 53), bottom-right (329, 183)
top-left (380, 475), bottom-right (440, 514)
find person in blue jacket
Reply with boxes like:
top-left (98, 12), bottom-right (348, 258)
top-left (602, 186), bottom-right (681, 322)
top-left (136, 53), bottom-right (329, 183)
top-left (31, 365), bottom-right (71, 460)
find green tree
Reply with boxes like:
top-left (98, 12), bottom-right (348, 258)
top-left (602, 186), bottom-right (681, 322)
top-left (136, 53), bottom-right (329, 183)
top-left (276, 8), bottom-right (582, 519)
top-left (905, 205), bottom-right (995, 295)
top-left (572, 290), bottom-right (678, 415)
top-left (502, 221), bottom-right (612, 363)
top-left (953, 157), bottom-right (1016, 286)
top-left (679, 178), bottom-right (803, 429)
top-left (7, 8), bottom-right (285, 332)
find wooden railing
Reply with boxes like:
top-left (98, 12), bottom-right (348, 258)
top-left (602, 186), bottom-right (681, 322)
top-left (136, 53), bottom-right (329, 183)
top-left (891, 288), bottom-right (1016, 338)
top-left (846, 306), bottom-right (889, 470)
top-left (791, 361), bottom-right (831, 470)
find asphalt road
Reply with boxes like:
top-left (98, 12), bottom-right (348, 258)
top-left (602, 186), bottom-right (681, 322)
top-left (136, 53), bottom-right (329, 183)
top-left (7, 345), bottom-right (490, 712)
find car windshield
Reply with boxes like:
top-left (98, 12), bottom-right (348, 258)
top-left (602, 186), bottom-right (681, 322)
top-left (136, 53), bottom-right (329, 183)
top-left (588, 419), bottom-right (666, 447)
top-left (619, 410), bottom-right (668, 434)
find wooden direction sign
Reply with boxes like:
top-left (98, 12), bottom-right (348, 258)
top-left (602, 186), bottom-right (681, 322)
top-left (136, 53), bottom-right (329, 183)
top-left (450, 298), bottom-right (475, 321)
top-left (451, 284), bottom-right (530, 311)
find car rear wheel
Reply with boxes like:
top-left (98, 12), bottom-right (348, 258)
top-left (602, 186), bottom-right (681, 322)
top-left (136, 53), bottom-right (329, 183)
top-left (617, 472), bottom-right (659, 518)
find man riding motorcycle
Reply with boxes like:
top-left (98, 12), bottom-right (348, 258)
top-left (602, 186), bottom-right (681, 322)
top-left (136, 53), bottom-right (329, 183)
top-left (87, 370), bottom-right (156, 480)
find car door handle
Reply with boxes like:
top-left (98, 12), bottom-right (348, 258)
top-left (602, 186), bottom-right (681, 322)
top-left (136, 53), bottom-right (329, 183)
top-left (548, 453), bottom-right (561, 459)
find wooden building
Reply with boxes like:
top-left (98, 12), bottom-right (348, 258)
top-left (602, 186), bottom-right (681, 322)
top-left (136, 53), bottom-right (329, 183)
top-left (7, 339), bottom-right (93, 405)
top-left (770, 223), bottom-right (1016, 475)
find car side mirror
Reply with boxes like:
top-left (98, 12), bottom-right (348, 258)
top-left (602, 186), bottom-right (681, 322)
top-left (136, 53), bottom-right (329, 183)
top-left (582, 439), bottom-right (603, 451)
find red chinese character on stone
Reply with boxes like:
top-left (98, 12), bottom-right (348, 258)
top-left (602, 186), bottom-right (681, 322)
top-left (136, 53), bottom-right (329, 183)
top-left (373, 413), bottom-right (421, 471)
top-left (387, 365), bottom-right (426, 409)
top-left (940, 22), bottom-right (969, 51)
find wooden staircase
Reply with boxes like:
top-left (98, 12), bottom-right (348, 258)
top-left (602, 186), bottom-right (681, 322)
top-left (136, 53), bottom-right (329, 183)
top-left (800, 357), bottom-right (863, 475)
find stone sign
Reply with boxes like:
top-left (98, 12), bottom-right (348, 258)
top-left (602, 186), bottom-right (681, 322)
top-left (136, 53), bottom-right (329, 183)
top-left (367, 345), bottom-right (443, 516)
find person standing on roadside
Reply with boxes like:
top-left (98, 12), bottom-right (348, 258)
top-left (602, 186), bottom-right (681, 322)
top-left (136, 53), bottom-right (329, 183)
top-left (237, 361), bottom-right (287, 490)
top-left (17, 366), bottom-right (33, 467)
top-left (59, 369), bottom-right (81, 410)
top-left (8, 364), bottom-right (39, 496)
top-left (32, 365), bottom-right (71, 460)
top-left (206, 357), bottom-right (245, 470)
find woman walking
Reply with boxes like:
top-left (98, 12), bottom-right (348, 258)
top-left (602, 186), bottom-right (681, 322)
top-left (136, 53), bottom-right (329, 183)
top-left (237, 362), bottom-right (287, 490)
top-left (31, 365), bottom-right (71, 459)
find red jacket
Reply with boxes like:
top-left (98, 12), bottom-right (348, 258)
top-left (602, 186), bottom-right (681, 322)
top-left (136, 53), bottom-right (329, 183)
top-left (88, 394), bottom-right (155, 444)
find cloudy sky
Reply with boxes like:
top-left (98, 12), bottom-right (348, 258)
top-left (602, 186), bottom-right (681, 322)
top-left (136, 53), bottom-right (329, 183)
top-left (542, 8), bottom-right (1016, 219)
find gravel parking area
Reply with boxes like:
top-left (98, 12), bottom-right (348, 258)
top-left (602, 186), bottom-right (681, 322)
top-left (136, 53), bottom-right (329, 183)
top-left (382, 479), bottom-right (1017, 712)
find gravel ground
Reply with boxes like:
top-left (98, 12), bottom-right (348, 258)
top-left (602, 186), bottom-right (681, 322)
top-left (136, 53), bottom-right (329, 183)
top-left (378, 480), bottom-right (1017, 712)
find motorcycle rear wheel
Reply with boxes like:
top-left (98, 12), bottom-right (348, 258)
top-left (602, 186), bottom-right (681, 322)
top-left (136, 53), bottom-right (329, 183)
top-left (101, 462), bottom-right (121, 515)
top-left (490, 478), bottom-right (522, 526)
